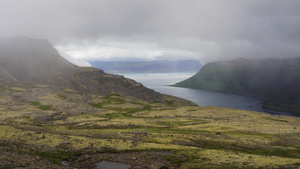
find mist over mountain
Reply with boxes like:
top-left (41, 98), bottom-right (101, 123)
top-left (175, 58), bottom-right (300, 113)
top-left (89, 60), bottom-right (202, 73)
top-left (0, 37), bottom-right (77, 85)
top-left (0, 37), bottom-right (163, 101)
top-left (57, 49), bottom-right (92, 67)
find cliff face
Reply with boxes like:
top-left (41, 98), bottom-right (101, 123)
top-left (175, 58), bottom-right (300, 113)
top-left (0, 37), bottom-right (163, 101)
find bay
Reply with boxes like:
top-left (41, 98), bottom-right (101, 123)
top-left (118, 73), bottom-right (298, 117)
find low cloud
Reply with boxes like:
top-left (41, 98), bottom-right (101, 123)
top-left (56, 40), bottom-right (198, 61)
top-left (1, 0), bottom-right (300, 64)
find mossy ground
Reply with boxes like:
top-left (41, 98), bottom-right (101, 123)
top-left (0, 85), bottom-right (299, 169)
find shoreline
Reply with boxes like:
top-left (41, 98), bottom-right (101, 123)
top-left (262, 102), bottom-right (300, 117)
top-left (172, 85), bottom-right (300, 117)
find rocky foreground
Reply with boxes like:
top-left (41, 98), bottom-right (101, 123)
top-left (0, 84), bottom-right (299, 169)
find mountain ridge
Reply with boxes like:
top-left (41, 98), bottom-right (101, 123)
top-left (89, 60), bottom-right (202, 73)
top-left (0, 37), bottom-right (163, 101)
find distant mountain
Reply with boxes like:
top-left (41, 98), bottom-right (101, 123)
top-left (89, 60), bottom-right (202, 73)
top-left (174, 58), bottom-right (300, 113)
top-left (0, 37), bottom-right (163, 101)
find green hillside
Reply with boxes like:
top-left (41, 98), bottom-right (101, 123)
top-left (175, 58), bottom-right (300, 114)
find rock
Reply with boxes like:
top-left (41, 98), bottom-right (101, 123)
top-left (77, 155), bottom-right (90, 162)
top-left (159, 166), bottom-right (169, 169)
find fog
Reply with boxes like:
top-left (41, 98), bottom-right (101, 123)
top-left (1, 0), bottom-right (300, 64)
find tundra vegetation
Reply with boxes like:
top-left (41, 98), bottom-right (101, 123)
top-left (0, 84), bottom-right (299, 169)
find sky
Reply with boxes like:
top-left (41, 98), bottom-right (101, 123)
top-left (1, 0), bottom-right (300, 65)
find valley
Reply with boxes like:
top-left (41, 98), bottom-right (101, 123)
top-left (2, 0), bottom-right (300, 168)
top-left (0, 37), bottom-right (299, 169)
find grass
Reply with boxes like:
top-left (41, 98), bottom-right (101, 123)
top-left (29, 101), bottom-right (53, 110)
top-left (0, 85), bottom-right (299, 168)
top-left (57, 93), bottom-right (67, 100)
top-left (264, 117), bottom-right (289, 123)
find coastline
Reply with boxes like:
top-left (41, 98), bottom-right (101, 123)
top-left (172, 84), bottom-right (300, 117)
top-left (262, 102), bottom-right (300, 117)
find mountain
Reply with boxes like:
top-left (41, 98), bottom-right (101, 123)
top-left (0, 37), bottom-right (163, 101)
top-left (174, 58), bottom-right (300, 113)
top-left (89, 60), bottom-right (202, 73)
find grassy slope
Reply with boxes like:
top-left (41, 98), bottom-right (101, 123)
top-left (0, 85), bottom-right (299, 169)
top-left (175, 58), bottom-right (300, 114)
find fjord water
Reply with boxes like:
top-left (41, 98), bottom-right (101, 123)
top-left (119, 73), bottom-right (298, 117)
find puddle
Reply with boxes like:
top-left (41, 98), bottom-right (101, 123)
top-left (94, 161), bottom-right (131, 169)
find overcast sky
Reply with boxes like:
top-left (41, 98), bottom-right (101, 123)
top-left (1, 0), bottom-right (300, 64)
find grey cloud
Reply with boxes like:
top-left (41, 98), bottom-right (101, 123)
top-left (1, 0), bottom-right (300, 63)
